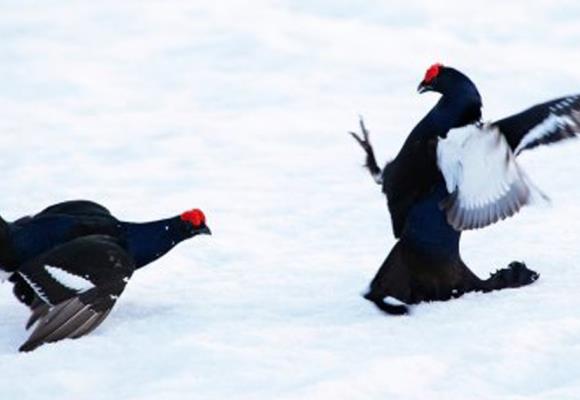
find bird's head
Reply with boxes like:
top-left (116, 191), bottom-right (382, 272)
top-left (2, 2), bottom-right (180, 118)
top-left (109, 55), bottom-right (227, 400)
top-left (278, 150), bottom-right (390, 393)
top-left (179, 209), bottom-right (212, 237)
top-left (417, 63), bottom-right (444, 94)
top-left (417, 63), bottom-right (480, 98)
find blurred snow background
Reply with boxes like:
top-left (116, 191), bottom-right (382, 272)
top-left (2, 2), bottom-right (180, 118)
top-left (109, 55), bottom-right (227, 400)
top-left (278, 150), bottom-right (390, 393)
top-left (1, 1), bottom-right (580, 399)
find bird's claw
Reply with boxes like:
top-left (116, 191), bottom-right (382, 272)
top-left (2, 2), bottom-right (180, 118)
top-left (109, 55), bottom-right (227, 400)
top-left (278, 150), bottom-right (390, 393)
top-left (349, 116), bottom-right (383, 183)
top-left (349, 116), bottom-right (372, 151)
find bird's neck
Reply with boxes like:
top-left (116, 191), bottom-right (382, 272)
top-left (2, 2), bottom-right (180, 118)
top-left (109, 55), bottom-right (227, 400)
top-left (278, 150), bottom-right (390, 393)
top-left (403, 93), bottom-right (481, 148)
top-left (123, 217), bottom-right (189, 269)
top-left (437, 91), bottom-right (482, 129)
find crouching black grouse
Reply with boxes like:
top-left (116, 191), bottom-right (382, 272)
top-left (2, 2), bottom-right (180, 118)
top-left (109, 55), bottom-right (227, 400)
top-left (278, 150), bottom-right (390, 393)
top-left (351, 63), bottom-right (580, 315)
top-left (0, 200), bottom-right (211, 351)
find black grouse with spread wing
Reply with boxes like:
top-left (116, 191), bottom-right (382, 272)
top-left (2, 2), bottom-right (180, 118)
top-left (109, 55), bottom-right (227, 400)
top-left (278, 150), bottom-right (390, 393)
top-left (351, 64), bottom-right (580, 314)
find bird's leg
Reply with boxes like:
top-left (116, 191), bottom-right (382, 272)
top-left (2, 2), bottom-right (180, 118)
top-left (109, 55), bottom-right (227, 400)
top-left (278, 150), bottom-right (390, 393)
top-left (349, 116), bottom-right (383, 184)
top-left (363, 241), bottom-right (411, 315)
top-left (478, 261), bottom-right (540, 292)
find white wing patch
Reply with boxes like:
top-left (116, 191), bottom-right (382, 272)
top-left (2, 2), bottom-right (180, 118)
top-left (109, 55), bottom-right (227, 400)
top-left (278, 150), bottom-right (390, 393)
top-left (514, 96), bottom-right (580, 154)
top-left (515, 112), bottom-right (576, 154)
top-left (19, 272), bottom-right (52, 305)
top-left (437, 123), bottom-right (547, 231)
top-left (45, 265), bottom-right (94, 293)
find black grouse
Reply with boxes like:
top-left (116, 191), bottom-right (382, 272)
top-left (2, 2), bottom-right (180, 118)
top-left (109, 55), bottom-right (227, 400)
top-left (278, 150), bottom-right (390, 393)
top-left (351, 63), bottom-right (580, 315)
top-left (0, 200), bottom-right (211, 351)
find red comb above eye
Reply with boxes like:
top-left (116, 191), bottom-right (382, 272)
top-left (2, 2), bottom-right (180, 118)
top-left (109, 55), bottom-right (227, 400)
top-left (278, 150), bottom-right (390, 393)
top-left (424, 63), bottom-right (443, 83)
top-left (180, 209), bottom-right (206, 227)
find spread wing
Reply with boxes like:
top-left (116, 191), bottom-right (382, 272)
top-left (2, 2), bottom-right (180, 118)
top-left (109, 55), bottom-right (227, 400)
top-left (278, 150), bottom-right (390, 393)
top-left (19, 284), bottom-right (126, 352)
top-left (437, 124), bottom-right (546, 231)
top-left (17, 235), bottom-right (134, 352)
top-left (492, 94), bottom-right (580, 155)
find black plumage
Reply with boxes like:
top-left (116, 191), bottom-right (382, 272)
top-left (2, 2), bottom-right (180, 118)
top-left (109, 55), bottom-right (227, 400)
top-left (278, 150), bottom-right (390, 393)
top-left (493, 94), bottom-right (580, 154)
top-left (351, 64), bottom-right (580, 314)
top-left (0, 200), bottom-right (211, 351)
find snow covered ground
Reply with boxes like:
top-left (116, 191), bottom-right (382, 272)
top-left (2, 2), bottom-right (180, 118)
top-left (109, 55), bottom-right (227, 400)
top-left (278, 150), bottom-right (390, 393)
top-left (1, 1), bottom-right (580, 399)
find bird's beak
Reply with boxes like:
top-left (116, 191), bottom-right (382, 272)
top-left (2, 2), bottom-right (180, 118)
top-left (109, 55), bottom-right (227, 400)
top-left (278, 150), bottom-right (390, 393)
top-left (198, 225), bottom-right (212, 235)
top-left (417, 81), bottom-right (432, 94)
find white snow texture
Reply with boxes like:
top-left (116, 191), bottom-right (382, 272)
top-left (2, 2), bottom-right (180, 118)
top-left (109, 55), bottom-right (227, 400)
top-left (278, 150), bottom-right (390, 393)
top-left (1, 1), bottom-right (580, 399)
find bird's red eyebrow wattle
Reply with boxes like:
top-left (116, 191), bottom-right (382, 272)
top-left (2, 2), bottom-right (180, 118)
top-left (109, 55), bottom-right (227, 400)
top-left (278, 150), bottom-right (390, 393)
top-left (180, 209), bottom-right (206, 226)
top-left (424, 63), bottom-right (443, 83)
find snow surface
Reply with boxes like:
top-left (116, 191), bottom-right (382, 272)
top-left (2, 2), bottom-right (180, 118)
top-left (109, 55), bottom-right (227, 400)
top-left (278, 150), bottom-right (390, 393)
top-left (1, 1), bottom-right (580, 399)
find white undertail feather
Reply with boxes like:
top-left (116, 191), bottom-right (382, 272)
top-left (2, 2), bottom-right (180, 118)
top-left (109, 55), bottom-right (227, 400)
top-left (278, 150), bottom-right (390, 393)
top-left (437, 123), bottom-right (547, 231)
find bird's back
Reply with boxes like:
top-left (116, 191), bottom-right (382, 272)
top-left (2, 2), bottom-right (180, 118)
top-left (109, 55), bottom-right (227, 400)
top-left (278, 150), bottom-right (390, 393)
top-left (6, 201), bottom-right (121, 267)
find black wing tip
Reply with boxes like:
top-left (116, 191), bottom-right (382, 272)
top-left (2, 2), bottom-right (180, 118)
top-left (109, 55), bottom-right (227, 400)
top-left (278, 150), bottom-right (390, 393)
top-left (494, 93), bottom-right (580, 154)
top-left (25, 303), bottom-right (50, 330)
top-left (18, 311), bottom-right (110, 352)
top-left (17, 294), bottom-right (114, 352)
top-left (18, 340), bottom-right (42, 353)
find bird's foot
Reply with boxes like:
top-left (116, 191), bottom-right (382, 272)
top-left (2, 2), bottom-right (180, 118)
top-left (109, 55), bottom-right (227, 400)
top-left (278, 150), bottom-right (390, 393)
top-left (363, 292), bottom-right (409, 315)
top-left (349, 116), bottom-right (373, 152)
top-left (488, 261), bottom-right (540, 289)
top-left (349, 116), bottom-right (382, 183)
